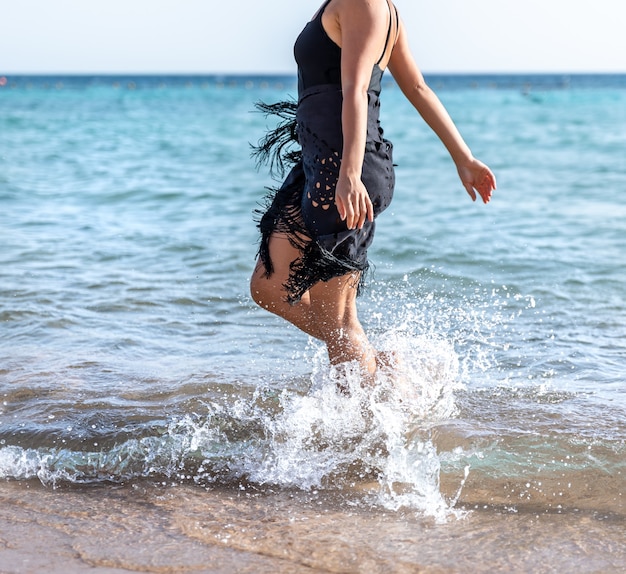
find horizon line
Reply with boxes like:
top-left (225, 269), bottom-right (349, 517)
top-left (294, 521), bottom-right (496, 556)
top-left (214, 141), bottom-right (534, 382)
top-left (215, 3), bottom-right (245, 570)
top-left (2, 70), bottom-right (626, 77)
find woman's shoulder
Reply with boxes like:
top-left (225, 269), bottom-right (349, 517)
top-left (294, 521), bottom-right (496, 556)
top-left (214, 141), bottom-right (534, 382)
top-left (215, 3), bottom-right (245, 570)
top-left (330, 0), bottom-right (392, 16)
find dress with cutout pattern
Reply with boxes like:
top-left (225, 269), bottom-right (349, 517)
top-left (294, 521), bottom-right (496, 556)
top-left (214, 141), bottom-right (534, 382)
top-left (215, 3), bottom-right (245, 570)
top-left (252, 1), bottom-right (396, 304)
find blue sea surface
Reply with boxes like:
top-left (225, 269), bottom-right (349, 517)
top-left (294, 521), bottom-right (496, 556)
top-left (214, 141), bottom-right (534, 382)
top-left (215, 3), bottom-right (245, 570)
top-left (0, 74), bottom-right (624, 517)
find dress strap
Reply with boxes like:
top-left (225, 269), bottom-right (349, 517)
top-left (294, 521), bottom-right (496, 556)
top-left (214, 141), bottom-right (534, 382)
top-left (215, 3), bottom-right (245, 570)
top-left (315, 0), bottom-right (334, 20)
top-left (376, 1), bottom-right (398, 65)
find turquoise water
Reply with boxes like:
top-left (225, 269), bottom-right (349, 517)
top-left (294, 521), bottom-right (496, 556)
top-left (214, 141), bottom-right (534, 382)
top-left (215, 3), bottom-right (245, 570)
top-left (0, 75), bottom-right (624, 518)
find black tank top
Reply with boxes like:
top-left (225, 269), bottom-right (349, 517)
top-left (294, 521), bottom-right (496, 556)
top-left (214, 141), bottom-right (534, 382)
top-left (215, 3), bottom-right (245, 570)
top-left (294, 0), bottom-right (397, 94)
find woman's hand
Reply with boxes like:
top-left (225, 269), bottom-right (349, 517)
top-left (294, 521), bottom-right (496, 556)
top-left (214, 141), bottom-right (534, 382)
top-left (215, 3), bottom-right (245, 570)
top-left (457, 158), bottom-right (497, 204)
top-left (335, 172), bottom-right (374, 230)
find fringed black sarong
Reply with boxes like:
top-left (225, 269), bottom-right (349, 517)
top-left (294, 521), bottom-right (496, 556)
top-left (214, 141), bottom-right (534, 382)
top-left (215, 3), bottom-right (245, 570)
top-left (253, 84), bottom-right (395, 304)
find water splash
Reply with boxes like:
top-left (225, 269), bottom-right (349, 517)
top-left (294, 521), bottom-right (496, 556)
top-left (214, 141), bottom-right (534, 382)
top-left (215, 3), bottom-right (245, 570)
top-left (0, 281), bottom-right (535, 518)
top-left (0, 333), bottom-right (465, 517)
top-left (247, 336), bottom-right (460, 513)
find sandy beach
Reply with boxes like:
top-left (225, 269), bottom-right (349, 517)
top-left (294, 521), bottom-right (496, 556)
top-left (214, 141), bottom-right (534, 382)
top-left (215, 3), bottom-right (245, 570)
top-left (1, 479), bottom-right (624, 573)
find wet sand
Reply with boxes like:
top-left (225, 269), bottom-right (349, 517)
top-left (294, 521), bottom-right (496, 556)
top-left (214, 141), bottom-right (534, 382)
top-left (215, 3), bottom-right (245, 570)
top-left (1, 479), bottom-right (624, 573)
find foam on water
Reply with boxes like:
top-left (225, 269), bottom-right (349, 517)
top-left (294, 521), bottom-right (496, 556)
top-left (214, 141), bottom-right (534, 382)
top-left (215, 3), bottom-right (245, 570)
top-left (1, 284), bottom-right (624, 523)
top-left (1, 273), bottom-right (584, 520)
top-left (244, 335), bottom-right (461, 516)
top-left (3, 261), bottom-right (624, 521)
top-left (0, 312), bottom-right (469, 518)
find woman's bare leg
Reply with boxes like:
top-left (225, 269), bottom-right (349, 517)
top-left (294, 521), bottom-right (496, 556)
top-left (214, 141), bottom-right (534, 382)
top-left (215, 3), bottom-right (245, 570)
top-left (307, 273), bottom-right (376, 373)
top-left (250, 234), bottom-right (320, 338)
top-left (250, 233), bottom-right (376, 374)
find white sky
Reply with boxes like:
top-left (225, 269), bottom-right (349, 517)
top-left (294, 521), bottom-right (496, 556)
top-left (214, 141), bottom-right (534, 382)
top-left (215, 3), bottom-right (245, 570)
top-left (1, 0), bottom-right (625, 74)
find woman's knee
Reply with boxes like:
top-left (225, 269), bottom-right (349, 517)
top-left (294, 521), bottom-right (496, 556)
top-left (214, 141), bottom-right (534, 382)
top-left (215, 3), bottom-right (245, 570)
top-left (250, 270), bottom-right (273, 308)
top-left (250, 264), bottom-right (293, 314)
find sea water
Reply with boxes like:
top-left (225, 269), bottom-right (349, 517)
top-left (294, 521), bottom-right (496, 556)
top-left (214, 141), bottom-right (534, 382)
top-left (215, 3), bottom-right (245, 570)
top-left (1, 74), bottom-right (625, 570)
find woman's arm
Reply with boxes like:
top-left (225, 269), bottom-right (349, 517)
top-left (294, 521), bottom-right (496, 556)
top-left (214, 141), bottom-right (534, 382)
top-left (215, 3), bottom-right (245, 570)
top-left (388, 18), bottom-right (496, 203)
top-left (325, 0), bottom-right (391, 229)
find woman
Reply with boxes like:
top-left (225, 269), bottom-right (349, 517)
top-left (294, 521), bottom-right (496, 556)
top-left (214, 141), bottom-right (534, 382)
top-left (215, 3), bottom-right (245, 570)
top-left (250, 0), bottom-right (496, 376)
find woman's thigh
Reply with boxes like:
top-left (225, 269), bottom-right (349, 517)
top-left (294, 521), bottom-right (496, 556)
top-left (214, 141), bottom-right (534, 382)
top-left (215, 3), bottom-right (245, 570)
top-left (251, 232), bottom-right (362, 337)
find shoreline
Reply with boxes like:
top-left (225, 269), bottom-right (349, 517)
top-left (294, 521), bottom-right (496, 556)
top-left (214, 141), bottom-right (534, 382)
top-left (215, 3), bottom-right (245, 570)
top-left (1, 479), bottom-right (624, 573)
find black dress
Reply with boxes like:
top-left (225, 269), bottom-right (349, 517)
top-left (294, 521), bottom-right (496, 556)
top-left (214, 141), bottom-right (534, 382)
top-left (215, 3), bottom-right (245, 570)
top-left (254, 0), bottom-right (397, 304)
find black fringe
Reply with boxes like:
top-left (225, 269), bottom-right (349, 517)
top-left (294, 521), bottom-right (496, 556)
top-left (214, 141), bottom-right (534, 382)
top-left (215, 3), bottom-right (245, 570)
top-left (286, 241), bottom-right (368, 304)
top-left (254, 161), bottom-right (307, 281)
top-left (251, 100), bottom-right (301, 179)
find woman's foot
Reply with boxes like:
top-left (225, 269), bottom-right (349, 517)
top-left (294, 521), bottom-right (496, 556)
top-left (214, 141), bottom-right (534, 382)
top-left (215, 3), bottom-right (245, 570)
top-left (331, 358), bottom-right (376, 395)
top-left (375, 350), bottom-right (399, 371)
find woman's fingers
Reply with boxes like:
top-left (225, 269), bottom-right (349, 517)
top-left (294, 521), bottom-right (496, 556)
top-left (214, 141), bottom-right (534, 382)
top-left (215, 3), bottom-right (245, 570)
top-left (356, 193), bottom-right (373, 229)
top-left (464, 182), bottom-right (477, 202)
top-left (459, 162), bottom-right (497, 204)
top-left (349, 193), bottom-right (373, 229)
top-left (476, 168), bottom-right (496, 203)
top-left (336, 195), bottom-right (348, 223)
top-left (337, 188), bottom-right (374, 229)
